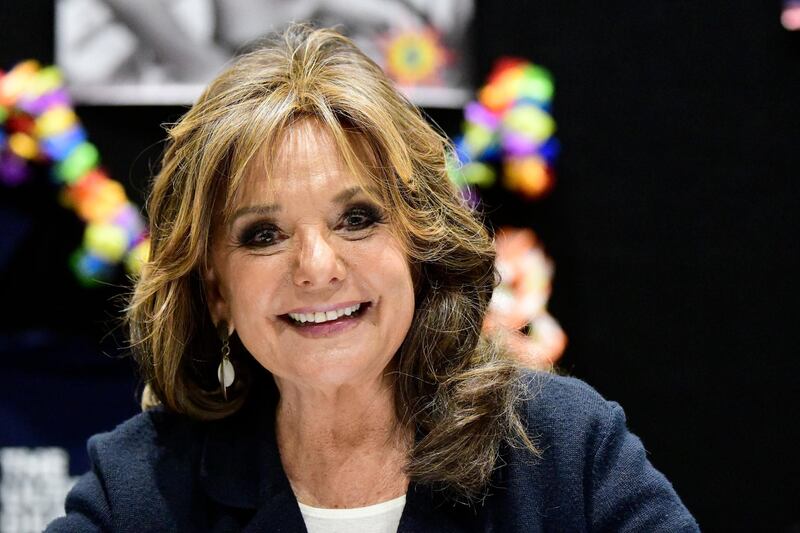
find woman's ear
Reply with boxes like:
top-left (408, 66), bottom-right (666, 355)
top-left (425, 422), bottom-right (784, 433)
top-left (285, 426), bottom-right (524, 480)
top-left (203, 263), bottom-right (230, 328)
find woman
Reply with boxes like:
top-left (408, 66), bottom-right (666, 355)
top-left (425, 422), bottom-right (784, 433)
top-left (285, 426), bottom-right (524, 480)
top-left (48, 25), bottom-right (698, 532)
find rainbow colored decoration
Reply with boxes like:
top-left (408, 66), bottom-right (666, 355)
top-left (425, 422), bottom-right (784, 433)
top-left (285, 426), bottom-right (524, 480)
top-left (450, 57), bottom-right (559, 202)
top-left (382, 27), bottom-right (449, 86)
top-left (483, 227), bottom-right (566, 365)
top-left (0, 60), bottom-right (149, 286)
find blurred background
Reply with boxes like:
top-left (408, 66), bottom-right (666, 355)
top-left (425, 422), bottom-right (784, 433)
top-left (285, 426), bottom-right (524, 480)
top-left (1, 1), bottom-right (798, 531)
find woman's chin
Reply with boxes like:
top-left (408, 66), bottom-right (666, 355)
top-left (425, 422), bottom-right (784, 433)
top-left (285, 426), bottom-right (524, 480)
top-left (272, 360), bottom-right (393, 394)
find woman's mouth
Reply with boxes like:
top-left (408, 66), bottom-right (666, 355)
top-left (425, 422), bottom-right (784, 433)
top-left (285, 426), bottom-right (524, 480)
top-left (279, 302), bottom-right (372, 336)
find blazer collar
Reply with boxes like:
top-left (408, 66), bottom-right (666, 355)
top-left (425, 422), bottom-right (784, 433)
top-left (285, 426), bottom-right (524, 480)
top-left (197, 382), bottom-right (481, 531)
top-left (199, 384), bottom-right (291, 510)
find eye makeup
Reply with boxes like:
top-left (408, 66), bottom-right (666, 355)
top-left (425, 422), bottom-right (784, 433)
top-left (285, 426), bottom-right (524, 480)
top-left (236, 221), bottom-right (283, 248)
top-left (340, 202), bottom-right (386, 231)
top-left (234, 200), bottom-right (386, 249)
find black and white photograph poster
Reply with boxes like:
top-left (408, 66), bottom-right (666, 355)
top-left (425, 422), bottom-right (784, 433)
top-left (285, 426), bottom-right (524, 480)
top-left (56, 0), bottom-right (474, 106)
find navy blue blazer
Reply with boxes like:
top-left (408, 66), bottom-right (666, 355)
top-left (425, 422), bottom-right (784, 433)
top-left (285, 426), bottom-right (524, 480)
top-left (47, 372), bottom-right (699, 532)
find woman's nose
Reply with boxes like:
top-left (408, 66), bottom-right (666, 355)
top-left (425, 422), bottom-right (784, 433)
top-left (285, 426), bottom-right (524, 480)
top-left (292, 230), bottom-right (347, 288)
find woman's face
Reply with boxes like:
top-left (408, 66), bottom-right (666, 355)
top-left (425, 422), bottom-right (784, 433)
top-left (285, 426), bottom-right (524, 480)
top-left (206, 119), bottom-right (415, 391)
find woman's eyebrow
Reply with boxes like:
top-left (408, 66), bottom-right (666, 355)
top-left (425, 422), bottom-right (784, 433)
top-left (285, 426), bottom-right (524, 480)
top-left (332, 186), bottom-right (369, 204)
top-left (333, 185), bottom-right (379, 204)
top-left (230, 204), bottom-right (279, 224)
top-left (230, 187), bottom-right (377, 224)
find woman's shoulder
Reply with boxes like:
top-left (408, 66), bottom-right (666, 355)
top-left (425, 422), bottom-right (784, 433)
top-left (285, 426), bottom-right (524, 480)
top-left (86, 406), bottom-right (206, 506)
top-left (88, 405), bottom-right (202, 461)
top-left (57, 402), bottom-right (262, 532)
top-left (503, 370), bottom-right (700, 531)
top-left (518, 370), bottom-right (618, 427)
top-left (46, 407), bottom-right (208, 532)
top-left (511, 371), bottom-right (637, 484)
top-left (48, 396), bottom-right (278, 532)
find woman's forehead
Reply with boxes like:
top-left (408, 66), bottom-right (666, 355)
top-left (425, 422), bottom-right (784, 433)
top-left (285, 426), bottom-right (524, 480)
top-left (233, 117), bottom-right (381, 206)
top-left (270, 119), bottom-right (346, 179)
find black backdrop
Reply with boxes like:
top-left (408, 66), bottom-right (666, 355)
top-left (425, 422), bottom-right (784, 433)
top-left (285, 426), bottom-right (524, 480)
top-left (1, 2), bottom-right (798, 531)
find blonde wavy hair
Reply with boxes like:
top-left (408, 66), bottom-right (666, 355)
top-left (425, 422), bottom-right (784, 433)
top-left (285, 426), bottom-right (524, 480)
top-left (128, 24), bottom-right (537, 501)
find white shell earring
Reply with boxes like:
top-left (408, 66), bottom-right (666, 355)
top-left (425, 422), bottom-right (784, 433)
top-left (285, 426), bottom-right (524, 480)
top-left (217, 322), bottom-right (235, 399)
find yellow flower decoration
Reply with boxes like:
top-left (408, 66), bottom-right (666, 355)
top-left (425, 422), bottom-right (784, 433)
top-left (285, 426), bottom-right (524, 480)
top-left (385, 28), bottom-right (447, 85)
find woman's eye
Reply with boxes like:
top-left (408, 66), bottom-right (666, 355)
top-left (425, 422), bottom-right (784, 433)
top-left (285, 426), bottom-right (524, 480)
top-left (342, 204), bottom-right (384, 230)
top-left (238, 224), bottom-right (280, 247)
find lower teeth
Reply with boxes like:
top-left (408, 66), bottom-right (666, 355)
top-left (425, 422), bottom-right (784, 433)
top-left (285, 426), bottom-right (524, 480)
top-left (303, 316), bottom-right (347, 326)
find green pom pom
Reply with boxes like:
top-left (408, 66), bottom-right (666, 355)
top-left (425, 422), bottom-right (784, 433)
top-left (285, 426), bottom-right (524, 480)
top-left (84, 222), bottom-right (128, 262)
top-left (55, 141), bottom-right (99, 184)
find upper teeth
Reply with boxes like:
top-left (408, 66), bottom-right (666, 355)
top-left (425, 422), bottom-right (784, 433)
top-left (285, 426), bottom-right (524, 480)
top-left (288, 303), bottom-right (361, 324)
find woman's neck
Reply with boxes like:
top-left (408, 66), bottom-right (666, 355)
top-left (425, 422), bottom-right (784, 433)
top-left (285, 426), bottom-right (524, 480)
top-left (273, 375), bottom-right (411, 508)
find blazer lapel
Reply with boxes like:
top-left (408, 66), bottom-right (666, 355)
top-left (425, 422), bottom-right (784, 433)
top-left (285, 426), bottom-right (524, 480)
top-left (199, 387), bottom-right (308, 532)
top-left (399, 482), bottom-right (478, 532)
top-left (199, 410), bottom-right (261, 509)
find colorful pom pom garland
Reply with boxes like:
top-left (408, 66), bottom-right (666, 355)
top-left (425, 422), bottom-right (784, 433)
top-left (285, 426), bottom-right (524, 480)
top-left (0, 60), bottom-right (149, 286)
top-left (448, 58), bottom-right (566, 361)
top-left (450, 57), bottom-right (559, 203)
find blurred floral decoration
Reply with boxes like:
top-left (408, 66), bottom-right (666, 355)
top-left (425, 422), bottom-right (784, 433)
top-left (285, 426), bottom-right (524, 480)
top-left (381, 27), bottom-right (450, 85)
top-left (0, 60), bottom-right (149, 286)
top-left (450, 57), bottom-right (566, 365)
top-left (486, 227), bottom-right (566, 365)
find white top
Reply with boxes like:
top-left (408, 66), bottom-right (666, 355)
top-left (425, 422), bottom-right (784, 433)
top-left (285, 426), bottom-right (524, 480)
top-left (298, 494), bottom-right (406, 533)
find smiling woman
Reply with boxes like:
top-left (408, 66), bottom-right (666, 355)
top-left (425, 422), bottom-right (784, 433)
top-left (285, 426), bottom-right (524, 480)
top-left (47, 24), bottom-right (699, 532)
top-left (205, 117), bottom-right (417, 403)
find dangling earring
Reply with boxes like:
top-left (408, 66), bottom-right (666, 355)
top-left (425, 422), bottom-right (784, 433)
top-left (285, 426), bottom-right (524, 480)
top-left (217, 322), bottom-right (235, 399)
